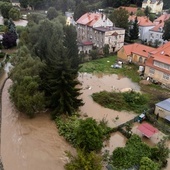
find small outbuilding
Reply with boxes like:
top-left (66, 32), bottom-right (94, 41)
top-left (155, 98), bottom-right (170, 119)
top-left (137, 122), bottom-right (158, 138)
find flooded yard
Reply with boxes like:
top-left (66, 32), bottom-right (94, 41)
top-left (78, 72), bottom-right (140, 127)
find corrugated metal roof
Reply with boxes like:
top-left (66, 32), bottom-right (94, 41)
top-left (155, 98), bottom-right (170, 111)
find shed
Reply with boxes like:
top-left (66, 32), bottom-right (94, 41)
top-left (155, 98), bottom-right (170, 118)
top-left (137, 123), bottom-right (158, 138)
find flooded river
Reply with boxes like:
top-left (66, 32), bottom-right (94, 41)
top-left (0, 69), bottom-right (169, 169)
top-left (1, 79), bottom-right (75, 170)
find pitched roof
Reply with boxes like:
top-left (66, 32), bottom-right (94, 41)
top-left (150, 42), bottom-right (170, 64)
top-left (154, 14), bottom-right (170, 24)
top-left (138, 123), bottom-right (158, 138)
top-left (150, 22), bottom-right (164, 32)
top-left (76, 13), bottom-right (101, 27)
top-left (123, 43), bottom-right (154, 57)
top-left (155, 98), bottom-right (170, 111)
top-left (129, 16), bottom-right (154, 27)
top-left (138, 16), bottom-right (154, 26)
top-left (119, 6), bottom-right (138, 14)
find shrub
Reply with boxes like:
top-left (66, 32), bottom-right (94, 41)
top-left (0, 52), bottom-right (5, 58)
top-left (65, 149), bottom-right (103, 170)
top-left (75, 118), bottom-right (104, 152)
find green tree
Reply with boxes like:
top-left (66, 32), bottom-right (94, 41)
top-left (140, 157), bottom-right (159, 170)
top-left (103, 44), bottom-right (109, 57)
top-left (109, 8), bottom-right (129, 39)
top-left (40, 45), bottom-right (83, 118)
top-left (109, 7), bottom-right (129, 30)
top-left (130, 16), bottom-right (139, 40)
top-left (65, 149), bottom-right (103, 170)
top-left (9, 7), bottom-right (20, 21)
top-left (10, 46), bottom-right (45, 118)
top-left (136, 9), bottom-right (145, 16)
top-left (27, 13), bottom-right (46, 24)
top-left (75, 118), bottom-right (103, 152)
top-left (19, 0), bottom-right (28, 8)
top-left (151, 138), bottom-right (170, 167)
top-left (63, 24), bottom-right (80, 69)
top-left (163, 18), bottom-right (170, 40)
top-left (47, 7), bottom-right (58, 20)
top-left (144, 6), bottom-right (151, 17)
top-left (0, 2), bottom-right (12, 18)
top-left (74, 1), bottom-right (88, 21)
top-left (2, 19), bottom-right (18, 48)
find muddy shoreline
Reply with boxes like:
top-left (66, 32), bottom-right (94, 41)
top-left (0, 70), bottom-right (9, 170)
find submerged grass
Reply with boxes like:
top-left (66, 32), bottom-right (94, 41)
top-left (92, 91), bottom-right (150, 114)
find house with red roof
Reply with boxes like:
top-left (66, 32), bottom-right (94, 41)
top-left (144, 41), bottom-right (170, 86)
top-left (142, 0), bottom-right (163, 14)
top-left (129, 16), bottom-right (155, 41)
top-left (76, 12), bottom-right (125, 54)
top-left (117, 43), bottom-right (155, 64)
top-left (119, 6), bottom-right (138, 15)
top-left (118, 41), bottom-right (170, 86)
top-left (147, 14), bottom-right (170, 46)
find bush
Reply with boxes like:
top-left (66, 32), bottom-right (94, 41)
top-left (0, 52), bottom-right (5, 58)
top-left (55, 116), bottom-right (80, 146)
top-left (110, 135), bottom-right (152, 169)
top-left (65, 149), bottom-right (103, 170)
top-left (92, 90), bottom-right (150, 113)
top-left (76, 118), bottom-right (104, 152)
top-left (9, 7), bottom-right (20, 21)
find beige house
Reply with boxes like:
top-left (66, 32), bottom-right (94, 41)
top-left (117, 43), bottom-right (154, 64)
top-left (76, 12), bottom-right (125, 53)
top-left (118, 42), bottom-right (170, 86)
top-left (142, 0), bottom-right (163, 14)
top-left (155, 98), bottom-right (170, 119)
top-left (145, 42), bottom-right (170, 86)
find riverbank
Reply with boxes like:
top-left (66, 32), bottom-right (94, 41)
top-left (0, 70), bottom-right (8, 170)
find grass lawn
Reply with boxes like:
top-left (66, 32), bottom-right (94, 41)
top-left (79, 56), bottom-right (140, 82)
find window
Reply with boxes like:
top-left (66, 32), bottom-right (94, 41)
top-left (149, 68), bottom-right (155, 75)
top-left (163, 73), bottom-right (169, 80)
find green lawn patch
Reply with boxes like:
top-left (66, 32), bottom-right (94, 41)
top-left (79, 56), bottom-right (140, 82)
top-left (92, 90), bottom-right (150, 114)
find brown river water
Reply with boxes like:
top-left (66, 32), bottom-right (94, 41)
top-left (0, 68), bottom-right (169, 170)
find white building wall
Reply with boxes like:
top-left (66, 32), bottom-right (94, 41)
top-left (94, 17), bottom-right (113, 28)
top-left (142, 1), bottom-right (163, 14)
top-left (139, 26), bottom-right (155, 41)
top-left (148, 30), bottom-right (164, 45)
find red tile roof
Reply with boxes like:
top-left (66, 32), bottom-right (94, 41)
top-left (123, 43), bottom-right (154, 57)
top-left (82, 41), bottom-right (93, 46)
top-left (129, 15), bottom-right (154, 27)
top-left (119, 6), bottom-right (138, 14)
top-left (150, 42), bottom-right (170, 64)
top-left (150, 22), bottom-right (164, 32)
top-left (154, 14), bottom-right (170, 24)
top-left (76, 13), bottom-right (101, 27)
top-left (138, 122), bottom-right (158, 138)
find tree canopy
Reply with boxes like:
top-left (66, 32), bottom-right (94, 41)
top-left (163, 18), bottom-right (170, 41)
top-left (109, 7), bottom-right (129, 30)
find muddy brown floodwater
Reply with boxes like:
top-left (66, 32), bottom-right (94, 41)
top-left (1, 79), bottom-right (75, 170)
top-left (78, 73), bottom-right (140, 127)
